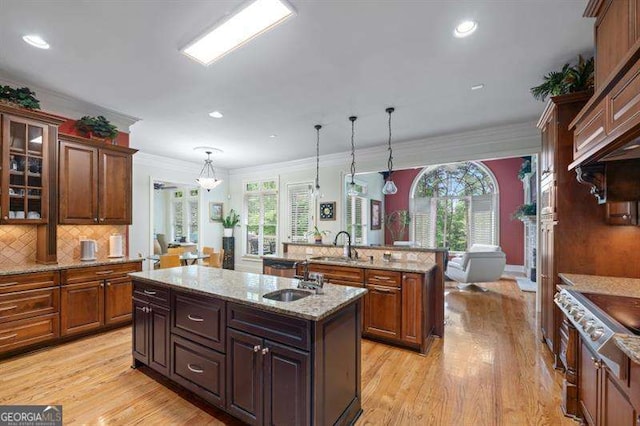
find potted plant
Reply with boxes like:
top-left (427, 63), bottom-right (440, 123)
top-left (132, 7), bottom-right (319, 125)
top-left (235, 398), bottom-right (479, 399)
top-left (222, 209), bottom-right (240, 237)
top-left (517, 157), bottom-right (532, 180)
top-left (511, 203), bottom-right (537, 221)
top-left (75, 115), bottom-right (119, 142)
top-left (530, 55), bottom-right (594, 101)
top-left (0, 85), bottom-right (40, 110)
top-left (306, 226), bottom-right (330, 244)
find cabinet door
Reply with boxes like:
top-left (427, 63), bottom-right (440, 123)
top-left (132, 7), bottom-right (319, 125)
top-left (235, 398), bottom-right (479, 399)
top-left (540, 222), bottom-right (555, 352)
top-left (59, 141), bottom-right (98, 224)
top-left (61, 281), bottom-right (104, 336)
top-left (148, 303), bottom-right (170, 376)
top-left (602, 367), bottom-right (637, 426)
top-left (98, 149), bottom-right (132, 224)
top-left (264, 339), bottom-right (310, 426)
top-left (364, 284), bottom-right (401, 340)
top-left (540, 111), bottom-right (556, 176)
top-left (132, 299), bottom-right (149, 365)
top-left (579, 340), bottom-right (599, 426)
top-left (105, 277), bottom-right (133, 325)
top-left (595, 0), bottom-right (633, 87)
top-left (227, 328), bottom-right (263, 426)
top-left (401, 273), bottom-right (423, 344)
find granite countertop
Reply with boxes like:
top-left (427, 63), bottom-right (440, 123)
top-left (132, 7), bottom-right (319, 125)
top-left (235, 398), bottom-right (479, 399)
top-left (264, 253), bottom-right (437, 274)
top-left (129, 265), bottom-right (366, 321)
top-left (614, 334), bottom-right (640, 364)
top-left (558, 273), bottom-right (640, 298)
top-left (283, 242), bottom-right (448, 253)
top-left (0, 257), bottom-right (143, 276)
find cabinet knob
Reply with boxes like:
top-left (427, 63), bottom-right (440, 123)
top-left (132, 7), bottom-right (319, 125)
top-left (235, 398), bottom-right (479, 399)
top-left (106, 282), bottom-right (111, 287)
top-left (100, 218), bottom-right (105, 222)
top-left (261, 347), bottom-right (270, 355)
top-left (253, 345), bottom-right (261, 352)
top-left (2, 216), bottom-right (7, 220)
top-left (100, 283), bottom-right (104, 288)
top-left (94, 218), bottom-right (98, 222)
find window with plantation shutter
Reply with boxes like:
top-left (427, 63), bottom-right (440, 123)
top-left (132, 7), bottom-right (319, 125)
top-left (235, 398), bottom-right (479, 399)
top-left (287, 183), bottom-right (312, 243)
top-left (188, 199), bottom-right (199, 243)
top-left (469, 194), bottom-right (496, 246)
top-left (243, 179), bottom-right (279, 256)
top-left (346, 196), bottom-right (367, 245)
top-left (171, 200), bottom-right (184, 241)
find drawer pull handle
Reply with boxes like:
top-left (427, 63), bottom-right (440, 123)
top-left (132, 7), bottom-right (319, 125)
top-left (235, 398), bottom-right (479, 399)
top-left (187, 364), bottom-right (204, 374)
top-left (253, 345), bottom-right (262, 352)
top-left (187, 314), bottom-right (204, 322)
top-left (143, 290), bottom-right (157, 295)
top-left (261, 347), bottom-right (270, 355)
top-left (95, 270), bottom-right (115, 275)
top-left (369, 285), bottom-right (398, 293)
top-left (0, 305), bottom-right (18, 312)
top-left (0, 333), bottom-right (17, 341)
top-left (373, 276), bottom-right (391, 280)
top-left (0, 282), bottom-right (19, 288)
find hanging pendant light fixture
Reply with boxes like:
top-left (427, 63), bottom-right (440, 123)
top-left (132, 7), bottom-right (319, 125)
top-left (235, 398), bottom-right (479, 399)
top-left (347, 116), bottom-right (359, 197)
top-left (382, 107), bottom-right (398, 195)
top-left (311, 124), bottom-right (322, 198)
top-left (196, 149), bottom-right (223, 191)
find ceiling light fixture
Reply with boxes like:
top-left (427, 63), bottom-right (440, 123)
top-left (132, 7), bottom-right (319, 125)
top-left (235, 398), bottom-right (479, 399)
top-left (382, 107), bottom-right (398, 195)
top-left (195, 148), bottom-right (223, 191)
top-left (209, 111), bottom-right (224, 118)
top-left (347, 116), bottom-right (359, 197)
top-left (22, 34), bottom-right (50, 49)
top-left (181, 0), bottom-right (295, 66)
top-left (454, 20), bottom-right (478, 38)
top-left (269, 134), bottom-right (277, 138)
top-left (471, 84), bottom-right (485, 90)
top-left (311, 124), bottom-right (322, 198)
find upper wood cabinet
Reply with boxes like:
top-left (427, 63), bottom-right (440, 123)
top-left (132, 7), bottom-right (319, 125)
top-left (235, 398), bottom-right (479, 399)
top-left (58, 134), bottom-right (136, 225)
top-left (593, 0), bottom-right (635, 89)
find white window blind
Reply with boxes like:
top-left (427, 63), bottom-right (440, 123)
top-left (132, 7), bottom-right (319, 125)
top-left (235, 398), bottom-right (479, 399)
top-left (288, 183), bottom-right (312, 243)
top-left (243, 179), bottom-right (278, 256)
top-left (413, 197), bottom-right (435, 248)
top-left (346, 196), bottom-right (367, 245)
top-left (469, 194), bottom-right (496, 246)
top-left (172, 200), bottom-right (184, 241)
top-left (188, 200), bottom-right (199, 243)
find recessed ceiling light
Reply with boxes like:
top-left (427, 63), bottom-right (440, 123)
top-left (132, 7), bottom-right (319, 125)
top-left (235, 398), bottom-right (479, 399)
top-left (471, 84), bottom-right (485, 90)
top-left (22, 34), bottom-right (50, 49)
top-left (269, 134), bottom-right (277, 138)
top-left (182, 0), bottom-right (295, 66)
top-left (209, 111), bottom-right (224, 118)
top-left (454, 20), bottom-right (478, 38)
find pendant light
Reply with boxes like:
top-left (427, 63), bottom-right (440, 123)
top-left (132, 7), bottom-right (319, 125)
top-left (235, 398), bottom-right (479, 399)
top-left (382, 107), bottom-right (398, 195)
top-left (311, 124), bottom-right (322, 198)
top-left (196, 150), bottom-right (223, 191)
top-left (347, 116), bottom-right (359, 197)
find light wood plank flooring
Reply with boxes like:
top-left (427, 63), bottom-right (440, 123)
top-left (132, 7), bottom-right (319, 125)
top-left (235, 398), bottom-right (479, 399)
top-left (0, 280), bottom-right (575, 425)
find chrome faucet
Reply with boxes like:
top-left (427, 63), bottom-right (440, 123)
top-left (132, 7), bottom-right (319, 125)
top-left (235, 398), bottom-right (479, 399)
top-left (293, 260), bottom-right (310, 281)
top-left (333, 231), bottom-right (354, 258)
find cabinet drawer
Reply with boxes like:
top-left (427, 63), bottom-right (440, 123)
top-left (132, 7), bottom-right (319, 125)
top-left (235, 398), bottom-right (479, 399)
top-left (608, 58), bottom-right (640, 136)
top-left (0, 287), bottom-right (59, 323)
top-left (172, 292), bottom-right (225, 353)
top-left (62, 262), bottom-right (142, 284)
top-left (0, 313), bottom-right (59, 353)
top-left (170, 335), bottom-right (225, 408)
top-left (365, 269), bottom-right (402, 288)
top-left (228, 303), bottom-right (310, 351)
top-left (325, 278), bottom-right (364, 288)
top-left (133, 281), bottom-right (169, 307)
top-left (0, 271), bottom-right (58, 294)
top-left (574, 102), bottom-right (606, 159)
top-left (307, 264), bottom-right (364, 283)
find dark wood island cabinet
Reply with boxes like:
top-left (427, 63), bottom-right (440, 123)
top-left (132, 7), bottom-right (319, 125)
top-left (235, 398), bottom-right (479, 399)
top-left (130, 266), bottom-right (366, 426)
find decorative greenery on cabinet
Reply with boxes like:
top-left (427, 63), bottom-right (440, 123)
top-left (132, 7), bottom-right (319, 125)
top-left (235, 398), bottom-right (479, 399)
top-left (0, 85), bottom-right (41, 110)
top-left (530, 55), bottom-right (594, 101)
top-left (75, 115), bottom-right (119, 140)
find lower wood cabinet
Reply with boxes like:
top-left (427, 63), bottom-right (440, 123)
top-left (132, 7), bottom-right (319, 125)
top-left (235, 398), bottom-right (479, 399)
top-left (0, 313), bottom-right (59, 353)
top-left (579, 340), bottom-right (599, 425)
top-left (132, 298), bottom-right (170, 376)
top-left (363, 284), bottom-right (401, 339)
top-left (105, 277), bottom-right (134, 325)
top-left (61, 280), bottom-right (104, 335)
top-left (401, 273), bottom-right (423, 344)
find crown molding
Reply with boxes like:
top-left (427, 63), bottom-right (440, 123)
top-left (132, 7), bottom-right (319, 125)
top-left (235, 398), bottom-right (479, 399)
top-left (229, 120), bottom-right (540, 177)
top-left (134, 151), bottom-right (229, 176)
top-left (0, 70), bottom-right (140, 132)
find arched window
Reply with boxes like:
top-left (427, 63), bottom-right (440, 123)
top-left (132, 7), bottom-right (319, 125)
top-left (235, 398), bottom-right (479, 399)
top-left (410, 162), bottom-right (499, 251)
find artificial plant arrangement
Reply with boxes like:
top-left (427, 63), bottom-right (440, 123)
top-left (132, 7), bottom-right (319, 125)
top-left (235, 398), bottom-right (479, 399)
top-left (511, 203), bottom-right (537, 220)
top-left (0, 85), bottom-right (41, 110)
top-left (530, 55), bottom-right (594, 102)
top-left (517, 157), bottom-right (532, 180)
top-left (385, 210), bottom-right (411, 243)
top-left (75, 115), bottom-right (119, 141)
top-left (222, 209), bottom-right (241, 237)
top-left (306, 226), bottom-right (330, 244)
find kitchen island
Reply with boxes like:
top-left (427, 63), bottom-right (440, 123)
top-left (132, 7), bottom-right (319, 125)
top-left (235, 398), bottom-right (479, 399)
top-left (129, 265), bottom-right (366, 426)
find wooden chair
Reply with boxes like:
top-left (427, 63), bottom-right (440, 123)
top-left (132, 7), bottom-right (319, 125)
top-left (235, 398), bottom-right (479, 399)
top-left (167, 247), bottom-right (185, 255)
top-left (159, 254), bottom-right (181, 269)
top-left (202, 247), bottom-right (224, 268)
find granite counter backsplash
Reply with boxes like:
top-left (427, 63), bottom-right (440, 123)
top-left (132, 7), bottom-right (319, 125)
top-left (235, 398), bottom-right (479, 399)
top-left (130, 266), bottom-right (366, 321)
top-left (558, 273), bottom-right (640, 298)
top-left (0, 257), bottom-right (143, 277)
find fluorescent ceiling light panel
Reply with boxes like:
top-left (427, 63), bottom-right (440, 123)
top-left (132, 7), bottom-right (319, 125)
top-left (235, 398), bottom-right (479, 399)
top-left (182, 0), bottom-right (295, 66)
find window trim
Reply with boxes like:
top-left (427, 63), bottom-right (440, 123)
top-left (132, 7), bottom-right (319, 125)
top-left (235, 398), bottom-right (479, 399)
top-left (408, 161), bottom-right (500, 249)
top-left (242, 177), bottom-right (279, 258)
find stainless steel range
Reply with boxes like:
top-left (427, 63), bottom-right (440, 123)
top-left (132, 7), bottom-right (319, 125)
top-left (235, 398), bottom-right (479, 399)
top-left (554, 288), bottom-right (631, 379)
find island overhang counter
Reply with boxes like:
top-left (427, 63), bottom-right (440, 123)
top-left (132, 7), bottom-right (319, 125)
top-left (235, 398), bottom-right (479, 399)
top-left (129, 265), bottom-right (366, 426)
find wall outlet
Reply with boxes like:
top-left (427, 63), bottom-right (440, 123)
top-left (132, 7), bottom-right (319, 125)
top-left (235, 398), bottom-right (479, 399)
top-left (306, 248), bottom-right (313, 254)
top-left (407, 253), bottom-right (418, 262)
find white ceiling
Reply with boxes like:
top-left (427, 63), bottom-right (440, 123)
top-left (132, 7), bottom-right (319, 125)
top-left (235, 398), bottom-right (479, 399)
top-left (0, 0), bottom-right (593, 169)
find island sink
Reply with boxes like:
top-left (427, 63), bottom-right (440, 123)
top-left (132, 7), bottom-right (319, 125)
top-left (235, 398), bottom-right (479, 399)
top-left (263, 288), bottom-right (311, 302)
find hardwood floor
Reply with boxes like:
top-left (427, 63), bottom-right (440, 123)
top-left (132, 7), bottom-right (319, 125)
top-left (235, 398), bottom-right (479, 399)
top-left (0, 280), bottom-right (575, 425)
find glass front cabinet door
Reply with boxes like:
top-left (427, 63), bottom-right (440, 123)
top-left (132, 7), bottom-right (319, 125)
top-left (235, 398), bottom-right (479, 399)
top-left (1, 114), bottom-right (49, 224)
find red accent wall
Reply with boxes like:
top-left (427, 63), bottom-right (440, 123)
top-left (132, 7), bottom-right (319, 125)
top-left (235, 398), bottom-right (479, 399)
top-left (384, 158), bottom-right (525, 266)
top-left (59, 119), bottom-right (130, 147)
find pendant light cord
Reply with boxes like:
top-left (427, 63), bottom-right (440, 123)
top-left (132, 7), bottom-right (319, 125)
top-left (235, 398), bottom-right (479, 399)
top-left (386, 107), bottom-right (395, 176)
top-left (199, 151), bottom-right (217, 179)
top-left (349, 116), bottom-right (357, 185)
top-left (315, 125), bottom-right (321, 189)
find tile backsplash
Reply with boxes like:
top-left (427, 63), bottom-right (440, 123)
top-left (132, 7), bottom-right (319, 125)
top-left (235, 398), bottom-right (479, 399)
top-left (285, 244), bottom-right (436, 263)
top-left (57, 225), bottom-right (127, 263)
top-left (0, 226), bottom-right (38, 266)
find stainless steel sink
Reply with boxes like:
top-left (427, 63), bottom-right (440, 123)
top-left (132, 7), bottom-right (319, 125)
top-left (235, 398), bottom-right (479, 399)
top-left (263, 289), bottom-right (312, 302)
top-left (310, 256), bottom-right (367, 264)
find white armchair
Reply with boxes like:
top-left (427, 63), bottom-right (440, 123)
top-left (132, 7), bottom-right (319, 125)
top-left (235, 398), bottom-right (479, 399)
top-left (446, 244), bottom-right (506, 291)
